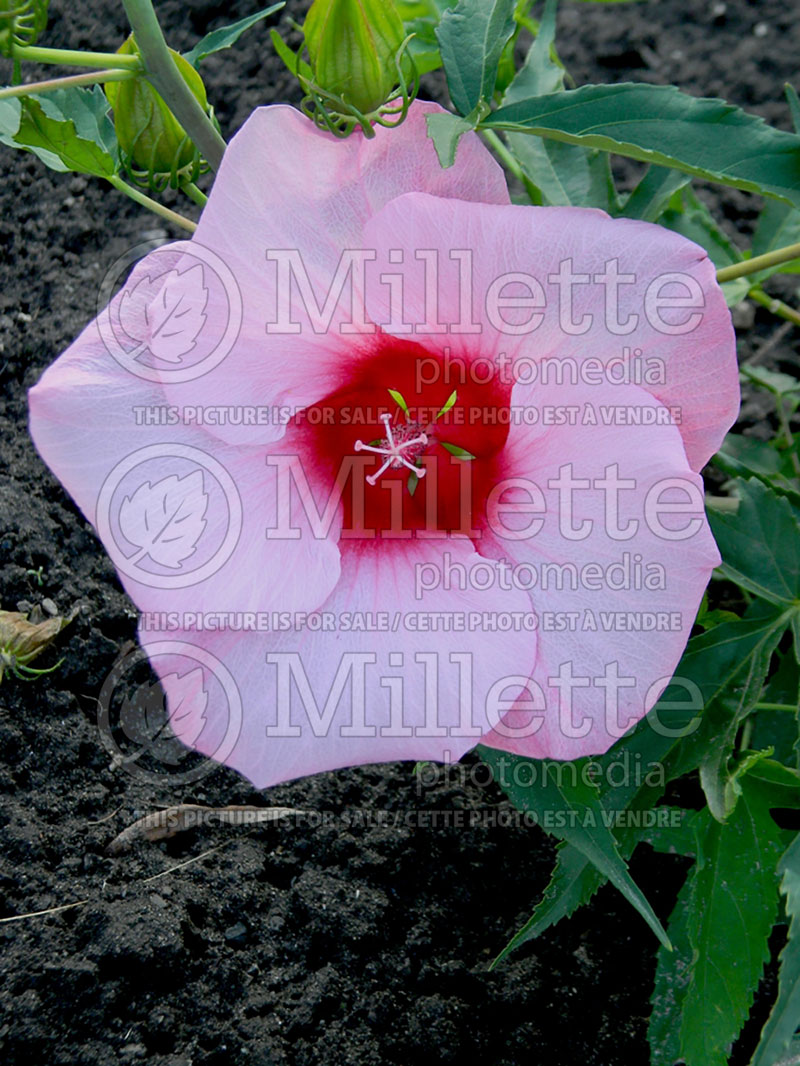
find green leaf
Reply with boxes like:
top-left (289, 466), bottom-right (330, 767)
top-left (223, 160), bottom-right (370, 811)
top-left (691, 606), bottom-right (786, 820)
top-left (649, 869), bottom-right (695, 1065)
top-left (425, 109), bottom-right (477, 167)
top-left (492, 839), bottom-right (610, 965)
top-left (397, 0), bottom-right (455, 16)
top-left (661, 187), bottom-right (742, 269)
top-left (491, 737), bottom-right (674, 963)
top-left (502, 0), bottom-right (562, 103)
top-left (742, 363), bottom-right (800, 399)
top-left (750, 717), bottom-right (800, 778)
top-left (751, 832), bottom-right (800, 1066)
top-left (750, 199), bottom-right (800, 282)
top-left (570, 607), bottom-right (790, 810)
top-left (681, 606), bottom-right (788, 718)
top-left (763, 648), bottom-right (800, 714)
top-left (507, 132), bottom-right (616, 209)
top-left (403, 17), bottom-right (444, 75)
top-left (751, 652), bottom-right (800, 768)
top-left (493, 605), bottom-right (794, 963)
top-left (716, 434), bottom-right (784, 479)
top-left (638, 807), bottom-right (698, 856)
top-left (659, 185), bottom-right (749, 304)
top-left (38, 85), bottom-right (117, 159)
top-left (270, 28), bottom-right (313, 80)
top-left (184, 3), bottom-right (285, 66)
top-left (786, 83), bottom-right (800, 135)
top-left (1, 90), bottom-right (116, 176)
top-left (493, 806), bottom-right (694, 967)
top-left (478, 747), bottom-right (671, 950)
top-left (745, 758), bottom-right (800, 809)
top-left (697, 607), bottom-right (742, 631)
top-left (679, 783), bottom-right (783, 1066)
top-left (0, 97), bottom-right (21, 139)
top-left (708, 479), bottom-right (800, 609)
top-left (483, 82), bottom-right (800, 209)
top-left (652, 781), bottom-right (784, 1065)
top-left (620, 164), bottom-right (691, 222)
top-left (500, 1), bottom-right (618, 212)
top-left (436, 0), bottom-right (516, 115)
top-left (714, 434), bottom-right (800, 509)
top-left (660, 603), bottom-right (792, 787)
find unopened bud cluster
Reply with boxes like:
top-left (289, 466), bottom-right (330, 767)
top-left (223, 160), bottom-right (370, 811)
top-left (299, 0), bottom-right (417, 136)
top-left (106, 34), bottom-right (212, 189)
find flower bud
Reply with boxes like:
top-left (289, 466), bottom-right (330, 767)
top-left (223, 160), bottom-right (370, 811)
top-left (0, 0), bottom-right (49, 56)
top-left (106, 35), bottom-right (208, 186)
top-left (303, 0), bottom-right (407, 116)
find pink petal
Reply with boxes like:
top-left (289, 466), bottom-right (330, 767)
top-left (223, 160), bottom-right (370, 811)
top-left (140, 537), bottom-right (537, 789)
top-left (29, 251), bottom-right (341, 618)
top-left (478, 376), bottom-right (720, 761)
top-left (157, 101), bottom-right (510, 446)
top-left (362, 194), bottom-right (738, 471)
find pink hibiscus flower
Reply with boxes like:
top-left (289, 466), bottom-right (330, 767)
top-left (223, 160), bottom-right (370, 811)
top-left (28, 101), bottom-right (738, 789)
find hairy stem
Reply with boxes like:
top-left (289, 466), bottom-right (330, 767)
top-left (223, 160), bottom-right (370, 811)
top-left (748, 285), bottom-right (800, 328)
top-left (717, 241), bottom-right (800, 283)
top-left (107, 174), bottom-right (197, 232)
top-left (121, 0), bottom-right (226, 171)
top-left (180, 181), bottom-right (208, 207)
top-left (481, 129), bottom-right (525, 182)
top-left (12, 45), bottom-right (143, 70)
top-left (776, 397), bottom-right (800, 476)
top-left (0, 68), bottom-right (136, 101)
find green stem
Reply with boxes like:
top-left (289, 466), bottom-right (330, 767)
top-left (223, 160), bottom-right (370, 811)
top-left (121, 0), bottom-right (226, 172)
top-left (107, 174), bottom-right (197, 233)
top-left (180, 181), bottom-right (208, 207)
top-left (481, 129), bottom-right (526, 183)
top-left (776, 396), bottom-right (800, 476)
top-left (12, 44), bottom-right (143, 70)
top-left (0, 68), bottom-right (137, 101)
top-left (716, 241), bottom-right (800, 283)
top-left (748, 285), bottom-right (800, 328)
top-left (705, 495), bottom-right (740, 512)
top-left (753, 703), bottom-right (799, 712)
top-left (738, 717), bottom-right (753, 753)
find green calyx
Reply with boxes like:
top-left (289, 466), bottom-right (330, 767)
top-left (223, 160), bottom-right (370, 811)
top-left (106, 34), bottom-right (211, 190)
top-left (305, 0), bottom-right (405, 114)
top-left (299, 0), bottom-right (418, 137)
top-left (0, 0), bottom-right (48, 57)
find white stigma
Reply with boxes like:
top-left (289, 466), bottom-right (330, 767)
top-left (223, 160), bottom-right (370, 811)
top-left (355, 413), bottom-right (428, 487)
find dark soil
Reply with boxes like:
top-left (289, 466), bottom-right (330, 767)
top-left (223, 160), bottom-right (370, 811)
top-left (1, 2), bottom-right (798, 1064)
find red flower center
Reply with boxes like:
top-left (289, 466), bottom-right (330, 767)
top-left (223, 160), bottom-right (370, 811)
top-left (297, 337), bottom-right (512, 541)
